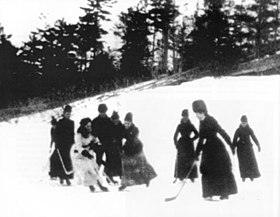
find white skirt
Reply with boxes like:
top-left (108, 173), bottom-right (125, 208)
top-left (72, 153), bottom-right (103, 186)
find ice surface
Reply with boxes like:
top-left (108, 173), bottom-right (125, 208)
top-left (0, 75), bottom-right (279, 217)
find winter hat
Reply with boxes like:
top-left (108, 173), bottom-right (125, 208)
top-left (181, 109), bottom-right (189, 117)
top-left (124, 112), bottom-right (133, 122)
top-left (63, 105), bottom-right (72, 113)
top-left (80, 117), bottom-right (91, 127)
top-left (241, 115), bottom-right (248, 122)
top-left (98, 103), bottom-right (108, 113)
top-left (50, 116), bottom-right (57, 125)
top-left (192, 100), bottom-right (208, 114)
top-left (111, 111), bottom-right (120, 120)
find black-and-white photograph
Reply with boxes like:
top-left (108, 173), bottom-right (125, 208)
top-left (0, 0), bottom-right (279, 217)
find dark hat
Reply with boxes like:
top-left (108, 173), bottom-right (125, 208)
top-left (63, 105), bottom-right (72, 113)
top-left (124, 112), bottom-right (133, 122)
top-left (181, 109), bottom-right (189, 117)
top-left (51, 116), bottom-right (57, 125)
top-left (241, 115), bottom-right (248, 122)
top-left (98, 103), bottom-right (108, 113)
top-left (111, 111), bottom-right (120, 120)
top-left (192, 100), bottom-right (208, 113)
top-left (80, 117), bottom-right (91, 127)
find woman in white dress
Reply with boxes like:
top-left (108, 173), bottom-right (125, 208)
top-left (71, 118), bottom-right (108, 192)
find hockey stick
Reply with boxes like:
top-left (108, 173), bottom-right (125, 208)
top-left (99, 161), bottom-right (117, 184)
top-left (173, 154), bottom-right (179, 184)
top-left (102, 171), bottom-right (117, 184)
top-left (57, 149), bottom-right (74, 175)
top-left (165, 160), bottom-right (197, 202)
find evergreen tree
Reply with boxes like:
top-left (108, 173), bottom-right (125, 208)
top-left (148, 0), bottom-right (179, 75)
top-left (17, 33), bottom-right (45, 98)
top-left (86, 50), bottom-right (116, 91)
top-left (182, 3), bottom-right (240, 74)
top-left (19, 20), bottom-right (80, 93)
top-left (232, 1), bottom-right (256, 60)
top-left (78, 0), bottom-right (115, 61)
top-left (117, 7), bottom-right (152, 79)
top-left (76, 0), bottom-right (116, 87)
top-left (176, 16), bottom-right (196, 71)
top-left (0, 24), bottom-right (18, 107)
top-left (247, 0), bottom-right (280, 58)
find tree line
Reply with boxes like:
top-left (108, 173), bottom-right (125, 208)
top-left (1, 0), bottom-right (280, 108)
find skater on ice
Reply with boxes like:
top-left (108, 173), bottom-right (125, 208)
top-left (50, 105), bottom-right (75, 186)
top-left (92, 104), bottom-right (124, 184)
top-left (49, 116), bottom-right (57, 150)
top-left (173, 109), bottom-right (199, 183)
top-left (71, 118), bottom-right (109, 192)
top-left (108, 111), bottom-right (125, 183)
top-left (119, 112), bottom-right (157, 191)
top-left (232, 115), bottom-right (261, 182)
top-left (91, 103), bottom-right (112, 168)
top-left (192, 100), bottom-right (237, 200)
top-left (49, 116), bottom-right (58, 180)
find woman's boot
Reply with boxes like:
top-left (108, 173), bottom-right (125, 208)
top-left (89, 185), bottom-right (95, 192)
top-left (97, 181), bottom-right (109, 192)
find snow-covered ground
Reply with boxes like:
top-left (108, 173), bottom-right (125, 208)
top-left (0, 75), bottom-right (279, 217)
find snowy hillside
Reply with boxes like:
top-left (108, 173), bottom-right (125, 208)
top-left (0, 75), bottom-right (279, 217)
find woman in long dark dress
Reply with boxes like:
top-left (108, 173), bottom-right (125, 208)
top-left (53, 105), bottom-right (75, 185)
top-left (49, 116), bottom-right (59, 179)
top-left (91, 103), bottom-right (112, 167)
top-left (192, 100), bottom-right (237, 200)
top-left (119, 112), bottom-right (157, 191)
top-left (232, 115), bottom-right (261, 182)
top-left (173, 109), bottom-right (199, 183)
top-left (104, 111), bottom-right (124, 183)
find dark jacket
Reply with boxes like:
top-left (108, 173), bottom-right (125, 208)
top-left (111, 121), bottom-right (125, 151)
top-left (91, 115), bottom-right (113, 146)
top-left (196, 115), bottom-right (232, 157)
top-left (104, 120), bottom-right (125, 177)
top-left (55, 117), bottom-right (75, 149)
top-left (232, 124), bottom-right (261, 179)
top-left (53, 117), bottom-right (75, 179)
top-left (123, 124), bottom-right (143, 156)
top-left (174, 119), bottom-right (199, 147)
top-left (233, 124), bottom-right (260, 149)
top-left (196, 114), bottom-right (237, 198)
top-left (173, 119), bottom-right (199, 179)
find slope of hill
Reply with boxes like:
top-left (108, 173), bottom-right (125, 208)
top-left (1, 53), bottom-right (280, 124)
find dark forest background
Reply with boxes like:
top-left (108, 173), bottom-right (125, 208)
top-left (1, 0), bottom-right (280, 111)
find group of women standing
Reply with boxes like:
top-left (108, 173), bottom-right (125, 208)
top-left (173, 100), bottom-right (261, 200)
top-left (48, 99), bottom-right (261, 200)
top-left (49, 104), bottom-right (157, 192)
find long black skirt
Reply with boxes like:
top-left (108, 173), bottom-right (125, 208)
top-left (121, 151), bottom-right (157, 186)
top-left (104, 144), bottom-right (122, 177)
top-left (49, 148), bottom-right (73, 180)
top-left (237, 142), bottom-right (260, 179)
top-left (174, 139), bottom-right (198, 180)
top-left (200, 138), bottom-right (237, 198)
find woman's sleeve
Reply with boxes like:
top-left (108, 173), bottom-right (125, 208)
top-left (75, 134), bottom-right (83, 148)
top-left (250, 128), bottom-right (260, 147)
top-left (215, 119), bottom-right (232, 146)
top-left (134, 127), bottom-right (140, 138)
top-left (232, 129), bottom-right (239, 148)
top-left (71, 121), bottom-right (75, 144)
top-left (173, 125), bottom-right (179, 146)
top-left (195, 137), bottom-right (204, 158)
top-left (191, 124), bottom-right (199, 141)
